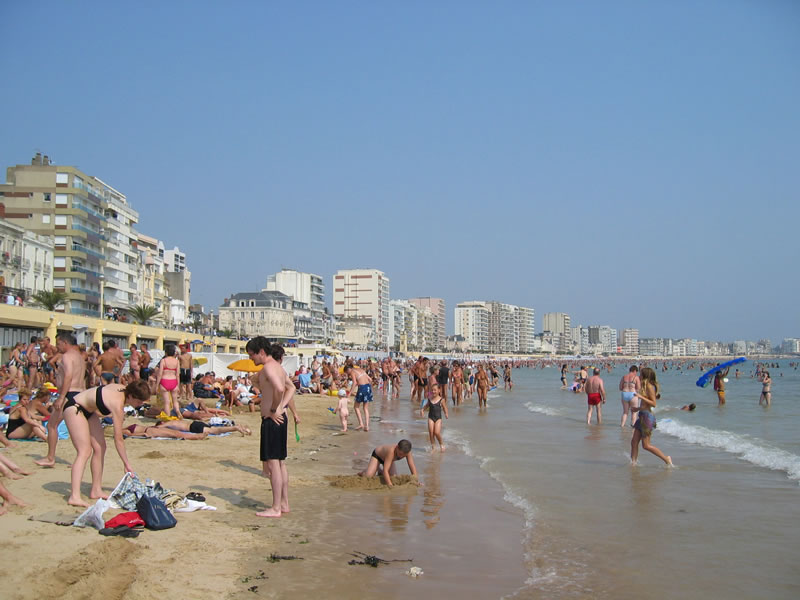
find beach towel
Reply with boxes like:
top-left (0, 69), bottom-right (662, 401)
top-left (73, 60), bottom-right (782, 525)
top-left (174, 499), bottom-right (217, 513)
top-left (109, 473), bottom-right (174, 511)
top-left (45, 419), bottom-right (69, 440)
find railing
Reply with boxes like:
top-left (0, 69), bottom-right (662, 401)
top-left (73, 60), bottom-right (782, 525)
top-left (71, 307), bottom-right (101, 317)
top-left (1, 286), bottom-right (28, 301)
top-left (71, 244), bottom-right (105, 260)
top-left (22, 258), bottom-right (31, 269)
top-left (70, 286), bottom-right (100, 298)
top-left (33, 261), bottom-right (43, 274)
top-left (73, 265), bottom-right (103, 278)
top-left (71, 200), bottom-right (105, 220)
top-left (72, 223), bottom-right (106, 240)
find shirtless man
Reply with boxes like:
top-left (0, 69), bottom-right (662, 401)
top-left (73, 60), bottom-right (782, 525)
top-left (178, 344), bottom-right (193, 401)
top-left (503, 364), bottom-right (514, 391)
top-left (320, 360), bottom-right (333, 391)
top-left (40, 337), bottom-right (58, 384)
top-left (585, 368), bottom-right (606, 425)
top-left (25, 336), bottom-right (41, 388)
top-left (475, 364), bottom-right (490, 409)
top-left (358, 440), bottom-right (422, 488)
top-left (139, 344), bottom-right (152, 381)
top-left (575, 366), bottom-right (588, 393)
top-left (94, 342), bottom-right (124, 384)
top-left (345, 363), bottom-right (373, 431)
top-left (246, 336), bottom-right (292, 518)
top-left (35, 333), bottom-right (86, 467)
top-left (713, 366), bottom-right (730, 406)
top-left (451, 361), bottom-right (464, 406)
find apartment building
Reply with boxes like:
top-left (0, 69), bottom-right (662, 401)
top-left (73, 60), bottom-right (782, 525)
top-left (218, 291), bottom-right (294, 340)
top-left (454, 301), bottom-right (490, 351)
top-left (266, 269), bottom-right (326, 343)
top-left (407, 297), bottom-right (445, 350)
top-left (0, 217), bottom-right (53, 298)
top-left (0, 153), bottom-right (139, 317)
top-left (543, 312), bottom-right (571, 353)
top-left (621, 328), bottom-right (640, 355)
top-left (332, 269), bottom-right (390, 348)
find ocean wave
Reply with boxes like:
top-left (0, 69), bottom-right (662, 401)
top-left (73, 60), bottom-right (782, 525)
top-left (658, 419), bottom-right (800, 482)
top-left (524, 402), bottom-right (566, 417)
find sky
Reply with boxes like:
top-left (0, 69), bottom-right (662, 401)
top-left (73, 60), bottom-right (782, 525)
top-left (2, 1), bottom-right (798, 342)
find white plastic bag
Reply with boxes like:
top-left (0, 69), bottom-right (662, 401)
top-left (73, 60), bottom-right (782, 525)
top-left (73, 498), bottom-right (111, 529)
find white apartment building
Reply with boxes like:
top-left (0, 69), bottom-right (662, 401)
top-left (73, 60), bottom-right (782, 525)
top-left (543, 312), bottom-right (571, 353)
top-left (136, 233), bottom-right (169, 322)
top-left (265, 269), bottom-right (326, 343)
top-left (0, 219), bottom-right (53, 297)
top-left (389, 299), bottom-right (435, 351)
top-left (98, 178), bottom-right (141, 313)
top-left (621, 328), bottom-right (640, 355)
top-left (454, 301), bottom-right (490, 351)
top-left (332, 269), bottom-right (390, 348)
top-left (518, 306), bottom-right (536, 353)
top-left (487, 301), bottom-right (519, 354)
top-left (782, 338), bottom-right (800, 354)
top-left (407, 297), bottom-right (445, 350)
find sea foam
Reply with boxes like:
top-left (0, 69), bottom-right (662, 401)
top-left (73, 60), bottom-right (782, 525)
top-left (658, 419), bottom-right (800, 483)
top-left (524, 402), bottom-right (566, 417)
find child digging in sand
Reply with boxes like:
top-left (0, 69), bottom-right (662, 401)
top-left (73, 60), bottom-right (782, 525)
top-left (358, 440), bottom-right (423, 488)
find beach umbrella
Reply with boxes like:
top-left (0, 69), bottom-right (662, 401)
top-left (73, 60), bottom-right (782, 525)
top-left (227, 358), bottom-right (263, 373)
top-left (192, 357), bottom-right (208, 367)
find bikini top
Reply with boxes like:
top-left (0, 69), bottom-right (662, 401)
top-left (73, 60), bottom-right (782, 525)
top-left (95, 385), bottom-right (111, 416)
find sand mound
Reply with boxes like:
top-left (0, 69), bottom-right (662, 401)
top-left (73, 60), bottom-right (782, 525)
top-left (326, 474), bottom-right (417, 490)
top-left (141, 451), bottom-right (166, 459)
top-left (23, 537), bottom-right (140, 600)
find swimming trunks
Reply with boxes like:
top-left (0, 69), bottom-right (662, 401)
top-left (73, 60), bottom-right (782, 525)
top-left (587, 393), bottom-right (603, 406)
top-left (189, 421), bottom-right (209, 434)
top-left (179, 368), bottom-right (191, 384)
top-left (371, 449), bottom-right (384, 466)
top-left (101, 372), bottom-right (115, 384)
top-left (621, 391), bottom-right (636, 403)
top-left (354, 384), bottom-right (373, 404)
top-left (260, 417), bottom-right (288, 461)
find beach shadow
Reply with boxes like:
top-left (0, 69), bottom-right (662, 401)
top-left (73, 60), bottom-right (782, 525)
top-left (27, 453), bottom-right (71, 467)
top-left (219, 459), bottom-right (262, 476)
top-left (191, 484), bottom-right (267, 511)
top-left (42, 480), bottom-right (98, 500)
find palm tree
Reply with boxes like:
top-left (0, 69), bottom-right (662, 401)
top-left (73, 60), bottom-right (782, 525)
top-left (31, 290), bottom-right (68, 311)
top-left (130, 304), bottom-right (162, 325)
top-left (218, 328), bottom-right (235, 338)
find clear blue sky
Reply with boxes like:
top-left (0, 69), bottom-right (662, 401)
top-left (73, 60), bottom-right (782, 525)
top-left (2, 1), bottom-right (798, 342)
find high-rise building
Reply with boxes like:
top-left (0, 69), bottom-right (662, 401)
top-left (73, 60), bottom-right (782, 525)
top-left (454, 301), bottom-right (490, 351)
top-left (621, 328), bottom-right (640, 355)
top-left (332, 269), bottom-right (390, 348)
top-left (266, 269), bottom-right (326, 343)
top-left (543, 312), bottom-right (571, 352)
top-left (1, 153), bottom-right (136, 317)
top-left (407, 297), bottom-right (445, 350)
top-left (517, 306), bottom-right (536, 353)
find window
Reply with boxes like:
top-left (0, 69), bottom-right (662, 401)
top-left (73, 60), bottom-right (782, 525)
top-left (56, 173), bottom-right (69, 184)
top-left (54, 278), bottom-right (65, 287)
top-left (54, 215), bottom-right (67, 226)
top-left (44, 193), bottom-right (51, 202)
top-left (54, 236), bottom-right (66, 246)
top-left (55, 194), bottom-right (68, 206)
top-left (42, 214), bottom-right (51, 224)
top-left (54, 257), bottom-right (66, 268)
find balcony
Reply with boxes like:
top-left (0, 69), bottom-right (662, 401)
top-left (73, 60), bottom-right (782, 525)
top-left (33, 261), bottom-right (43, 274)
top-left (71, 244), bottom-right (105, 261)
top-left (72, 200), bottom-right (105, 220)
top-left (72, 223), bottom-right (106, 240)
top-left (71, 307), bottom-right (101, 317)
top-left (73, 265), bottom-right (103, 278)
top-left (70, 286), bottom-right (100, 298)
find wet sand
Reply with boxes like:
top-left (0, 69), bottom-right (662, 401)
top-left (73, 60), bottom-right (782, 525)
top-left (0, 393), bottom-right (527, 599)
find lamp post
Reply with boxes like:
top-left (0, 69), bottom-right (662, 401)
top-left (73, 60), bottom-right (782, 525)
top-left (99, 274), bottom-right (105, 318)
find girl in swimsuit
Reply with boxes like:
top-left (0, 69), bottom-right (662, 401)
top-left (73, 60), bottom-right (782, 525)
top-left (5, 388), bottom-right (48, 442)
top-left (420, 382), bottom-right (448, 452)
top-left (155, 344), bottom-right (182, 418)
top-left (630, 367), bottom-right (672, 467)
top-left (759, 371), bottom-right (771, 406)
top-left (61, 380), bottom-right (151, 507)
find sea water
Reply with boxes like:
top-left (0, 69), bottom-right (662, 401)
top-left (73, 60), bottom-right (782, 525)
top-left (438, 364), bottom-right (800, 598)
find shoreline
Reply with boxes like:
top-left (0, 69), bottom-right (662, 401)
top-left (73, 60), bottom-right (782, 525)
top-left (1, 392), bottom-right (528, 599)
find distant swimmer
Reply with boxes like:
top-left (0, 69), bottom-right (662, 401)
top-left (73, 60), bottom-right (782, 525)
top-left (680, 404), bottom-right (696, 411)
top-left (359, 440), bottom-right (423, 488)
top-left (619, 365), bottom-right (641, 428)
top-left (560, 364), bottom-right (568, 389)
top-left (759, 372), bottom-right (771, 406)
top-left (585, 368), bottom-right (606, 425)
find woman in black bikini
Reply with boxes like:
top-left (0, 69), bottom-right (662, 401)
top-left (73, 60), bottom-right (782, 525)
top-left (420, 382), bottom-right (448, 452)
top-left (62, 379), bottom-right (150, 507)
top-left (5, 388), bottom-right (47, 442)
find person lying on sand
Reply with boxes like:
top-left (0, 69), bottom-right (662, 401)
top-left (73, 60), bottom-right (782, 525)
top-left (123, 419), bottom-right (251, 440)
top-left (358, 440), bottom-right (423, 488)
top-left (180, 399), bottom-right (231, 420)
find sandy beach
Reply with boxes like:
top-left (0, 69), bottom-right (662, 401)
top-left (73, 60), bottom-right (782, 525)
top-left (0, 392), bottom-right (527, 600)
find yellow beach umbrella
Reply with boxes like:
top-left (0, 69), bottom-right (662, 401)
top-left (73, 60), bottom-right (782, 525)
top-left (227, 358), bottom-right (263, 373)
top-left (192, 357), bottom-right (208, 367)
